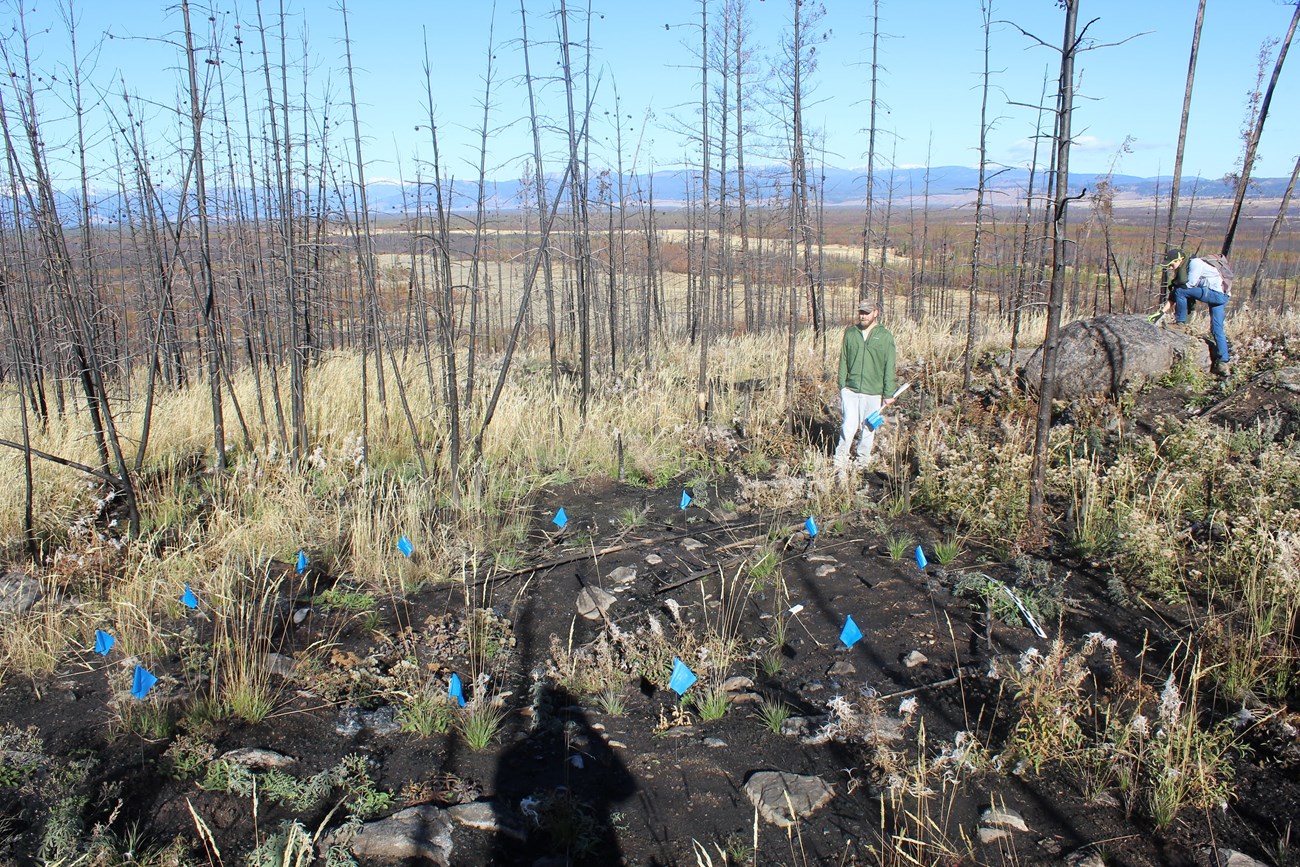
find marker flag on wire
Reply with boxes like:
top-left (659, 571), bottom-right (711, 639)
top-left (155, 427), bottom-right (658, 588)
top-left (680, 489), bottom-right (692, 510)
top-left (448, 673), bottom-right (466, 707)
top-left (805, 516), bottom-right (818, 538)
top-left (397, 536), bottom-right (414, 558)
top-left (296, 550), bottom-right (308, 574)
top-left (840, 615), bottom-right (863, 649)
top-left (668, 657), bottom-right (698, 696)
top-left (131, 666), bottom-right (158, 700)
top-left (997, 582), bottom-right (1048, 639)
top-left (553, 508), bottom-right (568, 530)
top-left (866, 384), bottom-right (910, 431)
top-left (914, 545), bottom-right (928, 570)
top-left (93, 630), bottom-right (115, 657)
top-left (180, 584), bottom-right (198, 609)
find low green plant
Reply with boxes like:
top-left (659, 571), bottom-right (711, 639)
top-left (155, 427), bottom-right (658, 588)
top-left (594, 685), bottom-right (627, 716)
top-left (747, 548), bottom-right (780, 590)
top-left (755, 696), bottom-right (791, 734)
top-left (458, 701), bottom-right (508, 751)
top-left (163, 735), bottom-right (216, 780)
top-left (933, 533), bottom-right (961, 565)
top-left (617, 505), bottom-right (647, 531)
top-left (692, 688), bottom-right (730, 723)
top-left (398, 690), bottom-right (456, 736)
top-left (885, 531), bottom-right (915, 561)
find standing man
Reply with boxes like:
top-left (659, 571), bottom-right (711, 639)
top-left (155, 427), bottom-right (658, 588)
top-left (835, 300), bottom-right (896, 471)
top-left (1160, 247), bottom-right (1232, 375)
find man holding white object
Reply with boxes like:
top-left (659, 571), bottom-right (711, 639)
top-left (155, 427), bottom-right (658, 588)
top-left (834, 300), bottom-right (897, 471)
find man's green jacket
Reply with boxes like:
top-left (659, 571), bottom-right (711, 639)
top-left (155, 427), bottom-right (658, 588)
top-left (837, 324), bottom-right (896, 396)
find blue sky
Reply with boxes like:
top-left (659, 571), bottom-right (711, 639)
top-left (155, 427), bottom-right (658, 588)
top-left (7, 0), bottom-right (1299, 188)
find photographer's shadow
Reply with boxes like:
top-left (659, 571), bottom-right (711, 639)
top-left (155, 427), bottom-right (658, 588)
top-left (491, 683), bottom-right (636, 865)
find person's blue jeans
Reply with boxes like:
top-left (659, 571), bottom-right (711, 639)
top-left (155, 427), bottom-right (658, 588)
top-left (1174, 284), bottom-right (1231, 363)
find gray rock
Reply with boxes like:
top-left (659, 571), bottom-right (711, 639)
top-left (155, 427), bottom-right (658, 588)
top-left (447, 801), bottom-right (527, 842)
top-left (743, 771), bottom-right (834, 828)
top-left (1214, 849), bottom-right (1270, 867)
top-left (721, 676), bottom-right (754, 693)
top-left (703, 737), bottom-right (728, 748)
top-left (978, 827), bottom-right (1012, 844)
top-left (607, 565), bottom-right (637, 586)
top-left (1259, 367), bottom-right (1300, 394)
top-left (774, 717), bottom-right (816, 738)
top-left (335, 704), bottom-right (403, 738)
top-left (1062, 850), bottom-right (1105, 867)
top-left (680, 538), bottom-right (706, 552)
top-left (576, 585), bottom-right (616, 620)
top-left (0, 571), bottom-right (41, 615)
top-left (645, 554), bottom-right (664, 566)
top-left (815, 564), bottom-right (837, 577)
top-left (806, 555), bottom-right (837, 563)
top-left (827, 660), bottom-right (856, 676)
top-left (662, 725), bottom-right (697, 739)
top-left (263, 652), bottom-right (296, 677)
top-left (980, 806), bottom-right (1029, 832)
top-left (1022, 314), bottom-right (1211, 398)
top-left (903, 650), bottom-right (928, 669)
top-left (330, 805), bottom-right (453, 865)
top-left (219, 747), bottom-right (295, 769)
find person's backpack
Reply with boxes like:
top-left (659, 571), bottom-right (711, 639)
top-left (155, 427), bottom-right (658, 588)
top-left (1199, 253), bottom-right (1235, 295)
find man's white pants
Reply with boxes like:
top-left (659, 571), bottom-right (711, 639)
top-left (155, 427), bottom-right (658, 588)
top-left (835, 389), bottom-right (882, 468)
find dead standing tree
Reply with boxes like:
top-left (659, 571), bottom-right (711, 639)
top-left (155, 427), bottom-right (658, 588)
top-left (1223, 0), bottom-right (1299, 264)
top-left (1024, 0), bottom-right (1082, 546)
top-left (1162, 0), bottom-right (1205, 261)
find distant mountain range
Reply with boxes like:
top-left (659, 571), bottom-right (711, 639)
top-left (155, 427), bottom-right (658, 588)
top-left (76, 166), bottom-right (1291, 222)
top-left (359, 166), bottom-right (1292, 214)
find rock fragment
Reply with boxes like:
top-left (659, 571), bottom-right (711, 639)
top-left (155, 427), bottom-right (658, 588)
top-left (576, 585), bottom-right (617, 620)
top-left (743, 771), bottom-right (834, 828)
top-left (329, 806), bottom-right (453, 865)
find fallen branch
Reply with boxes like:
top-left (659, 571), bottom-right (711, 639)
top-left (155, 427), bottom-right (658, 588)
top-left (0, 437), bottom-right (122, 487)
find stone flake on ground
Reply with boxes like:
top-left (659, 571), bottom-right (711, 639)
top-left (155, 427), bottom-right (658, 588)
top-left (903, 650), bottom-right (928, 668)
top-left (576, 585), bottom-right (617, 620)
top-left (644, 553), bottom-right (663, 565)
top-left (978, 827), bottom-right (1012, 844)
top-left (219, 747), bottom-right (295, 769)
top-left (815, 564), bottom-right (837, 577)
top-left (0, 571), bottom-right (41, 615)
top-left (1215, 850), bottom-right (1270, 867)
top-left (330, 805), bottom-right (453, 865)
top-left (608, 565), bottom-right (637, 585)
top-left (680, 538), bottom-right (706, 551)
top-left (743, 771), bottom-right (834, 828)
top-left (447, 802), bottom-right (527, 841)
top-left (980, 806), bottom-right (1029, 832)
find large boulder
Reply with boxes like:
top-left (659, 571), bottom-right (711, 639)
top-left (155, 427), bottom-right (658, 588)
top-left (1021, 314), bottom-right (1210, 399)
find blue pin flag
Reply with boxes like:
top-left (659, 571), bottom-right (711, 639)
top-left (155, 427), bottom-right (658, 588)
top-left (448, 673), bottom-right (466, 707)
top-left (680, 489), bottom-right (692, 510)
top-left (805, 516), bottom-right (818, 538)
top-left (180, 584), bottom-right (198, 609)
top-left (93, 629), bottom-right (115, 656)
top-left (397, 536), bottom-right (414, 558)
top-left (915, 545), bottom-right (928, 570)
top-left (865, 409), bottom-right (885, 431)
top-left (131, 665), bottom-right (158, 700)
top-left (840, 615), bottom-right (863, 648)
top-left (296, 550), bottom-right (308, 574)
top-left (668, 657), bottom-right (698, 696)
top-left (552, 507), bottom-right (568, 530)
